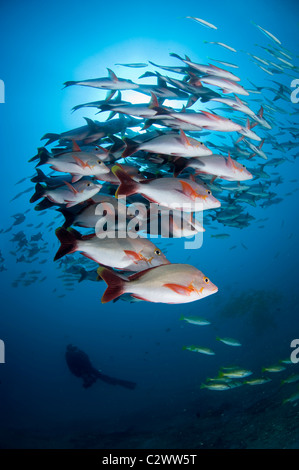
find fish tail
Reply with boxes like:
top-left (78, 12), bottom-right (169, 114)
top-left (30, 183), bottom-right (45, 203)
top-left (57, 208), bottom-right (76, 228)
top-left (169, 52), bottom-right (183, 61)
top-left (122, 138), bottom-right (140, 158)
top-left (63, 81), bottom-right (77, 88)
top-left (97, 103), bottom-right (113, 113)
top-left (54, 227), bottom-right (79, 261)
top-left (28, 147), bottom-right (49, 163)
top-left (34, 198), bottom-right (54, 211)
top-left (41, 133), bottom-right (60, 146)
top-left (173, 157), bottom-right (189, 177)
top-left (78, 268), bottom-right (88, 283)
top-left (31, 168), bottom-right (47, 183)
top-left (35, 147), bottom-right (50, 167)
top-left (97, 266), bottom-right (127, 303)
top-left (112, 164), bottom-right (139, 198)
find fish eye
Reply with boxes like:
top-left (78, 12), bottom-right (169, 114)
top-left (154, 249), bottom-right (161, 256)
top-left (98, 160), bottom-right (103, 164)
top-left (203, 277), bottom-right (209, 283)
top-left (207, 190), bottom-right (211, 195)
top-left (87, 183), bottom-right (91, 186)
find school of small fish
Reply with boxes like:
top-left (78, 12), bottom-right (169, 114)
top-left (1, 17), bottom-right (298, 403)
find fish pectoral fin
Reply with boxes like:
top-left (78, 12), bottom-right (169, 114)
top-left (179, 180), bottom-right (197, 199)
top-left (163, 283), bottom-right (193, 296)
top-left (65, 201), bottom-right (78, 208)
top-left (131, 294), bottom-right (148, 301)
top-left (72, 141), bottom-right (81, 152)
top-left (124, 250), bottom-right (140, 263)
top-left (63, 180), bottom-right (79, 194)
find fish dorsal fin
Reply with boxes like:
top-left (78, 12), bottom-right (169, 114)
top-left (258, 106), bottom-right (264, 118)
top-left (105, 90), bottom-right (116, 101)
top-left (128, 266), bottom-right (156, 281)
top-left (259, 138), bottom-right (265, 149)
top-left (139, 71), bottom-right (156, 79)
top-left (180, 129), bottom-right (191, 146)
top-left (246, 118), bottom-right (250, 129)
top-left (149, 92), bottom-right (159, 109)
top-left (84, 117), bottom-right (99, 131)
top-left (107, 68), bottom-right (118, 82)
top-left (208, 63), bottom-right (222, 71)
top-left (63, 180), bottom-right (78, 194)
top-left (72, 140), bottom-right (81, 152)
top-left (157, 75), bottom-right (166, 88)
top-left (234, 95), bottom-right (243, 105)
top-left (185, 55), bottom-right (191, 62)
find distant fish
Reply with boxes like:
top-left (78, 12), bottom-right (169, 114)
top-left (245, 377), bottom-right (271, 386)
top-left (186, 16), bottom-right (217, 30)
top-left (208, 58), bottom-right (239, 69)
top-left (281, 374), bottom-right (299, 385)
top-left (200, 382), bottom-right (231, 391)
top-left (183, 345), bottom-right (215, 355)
top-left (211, 234), bottom-right (230, 239)
top-left (204, 41), bottom-right (237, 52)
top-left (115, 63), bottom-right (147, 68)
top-left (283, 391), bottom-right (299, 405)
top-left (216, 336), bottom-right (242, 346)
top-left (180, 315), bottom-right (211, 326)
top-left (262, 364), bottom-right (286, 373)
top-left (251, 21), bottom-right (281, 45)
top-left (219, 367), bottom-right (252, 379)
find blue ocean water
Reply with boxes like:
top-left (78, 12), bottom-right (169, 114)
top-left (1, 0), bottom-right (299, 449)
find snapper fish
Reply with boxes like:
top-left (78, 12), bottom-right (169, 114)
top-left (136, 206), bottom-right (205, 238)
top-left (122, 130), bottom-right (212, 158)
top-left (54, 227), bottom-right (169, 272)
top-left (169, 53), bottom-right (240, 81)
top-left (34, 144), bottom-right (110, 182)
top-left (198, 75), bottom-right (249, 96)
top-left (113, 165), bottom-right (221, 212)
top-left (173, 153), bottom-right (253, 182)
top-left (251, 106), bottom-right (272, 129)
top-left (30, 179), bottom-right (102, 208)
top-left (156, 108), bottom-right (242, 132)
top-left (245, 139), bottom-right (267, 160)
top-left (64, 68), bottom-right (139, 91)
top-left (97, 263), bottom-right (218, 304)
top-left (210, 96), bottom-right (256, 118)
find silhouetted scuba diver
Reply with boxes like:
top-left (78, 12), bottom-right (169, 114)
top-left (65, 344), bottom-right (136, 390)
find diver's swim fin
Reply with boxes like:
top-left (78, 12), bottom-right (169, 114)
top-left (96, 371), bottom-right (136, 390)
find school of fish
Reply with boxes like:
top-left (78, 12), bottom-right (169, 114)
top-left (1, 17), bottom-right (298, 403)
